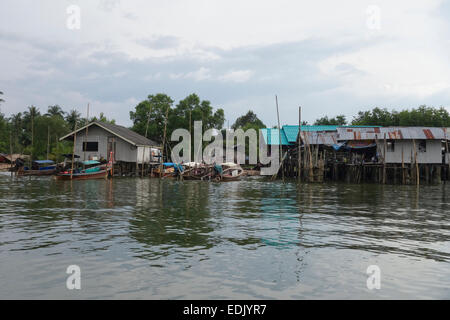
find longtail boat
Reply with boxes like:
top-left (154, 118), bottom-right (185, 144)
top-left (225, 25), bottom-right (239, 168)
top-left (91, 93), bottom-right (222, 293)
top-left (214, 163), bottom-right (244, 181)
top-left (152, 162), bottom-right (183, 178)
top-left (17, 160), bottom-right (58, 176)
top-left (54, 160), bottom-right (110, 181)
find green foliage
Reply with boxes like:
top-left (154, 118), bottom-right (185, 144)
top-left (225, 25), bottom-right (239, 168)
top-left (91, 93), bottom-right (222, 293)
top-left (0, 108), bottom-right (9, 152)
top-left (130, 93), bottom-right (175, 142)
top-left (232, 110), bottom-right (265, 130)
top-left (314, 115), bottom-right (347, 126)
top-left (351, 105), bottom-right (450, 127)
top-left (90, 112), bottom-right (115, 124)
top-left (65, 109), bottom-right (83, 131)
top-left (130, 93), bottom-right (225, 144)
top-left (0, 105), bottom-right (83, 161)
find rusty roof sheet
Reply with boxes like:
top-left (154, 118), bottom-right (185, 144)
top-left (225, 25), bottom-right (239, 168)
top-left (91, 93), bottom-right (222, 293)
top-left (300, 131), bottom-right (338, 145)
top-left (337, 127), bottom-right (448, 141)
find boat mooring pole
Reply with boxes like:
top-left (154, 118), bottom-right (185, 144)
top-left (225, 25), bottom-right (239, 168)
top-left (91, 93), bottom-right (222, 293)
top-left (71, 122), bottom-right (77, 180)
top-left (47, 125), bottom-right (50, 160)
top-left (275, 95), bottom-right (284, 181)
top-left (9, 130), bottom-right (13, 177)
top-left (298, 106), bottom-right (301, 182)
top-left (84, 103), bottom-right (89, 161)
top-left (160, 105), bottom-right (169, 178)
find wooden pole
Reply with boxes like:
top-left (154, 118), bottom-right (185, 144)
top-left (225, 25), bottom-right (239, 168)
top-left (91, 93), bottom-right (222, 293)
top-left (413, 139), bottom-right (419, 185)
top-left (143, 103), bottom-right (153, 178)
top-left (84, 103), bottom-right (89, 161)
top-left (383, 133), bottom-right (387, 184)
top-left (275, 95), bottom-right (284, 181)
top-left (141, 146), bottom-right (145, 178)
top-left (47, 125), bottom-right (50, 160)
top-left (71, 122), bottom-right (77, 180)
top-left (401, 145), bottom-right (405, 184)
top-left (160, 105), bottom-right (169, 178)
top-left (189, 110), bottom-right (192, 162)
top-left (445, 130), bottom-right (450, 181)
top-left (410, 148), bottom-right (414, 185)
top-left (308, 135), bottom-right (313, 182)
top-left (55, 136), bottom-right (59, 164)
top-left (31, 110), bottom-right (34, 164)
top-left (144, 103), bottom-right (152, 139)
top-left (9, 130), bottom-right (13, 177)
top-left (298, 107), bottom-right (302, 182)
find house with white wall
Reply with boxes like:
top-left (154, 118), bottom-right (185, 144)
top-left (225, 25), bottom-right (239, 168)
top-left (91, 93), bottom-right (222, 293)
top-left (337, 127), bottom-right (447, 164)
top-left (59, 121), bottom-right (162, 167)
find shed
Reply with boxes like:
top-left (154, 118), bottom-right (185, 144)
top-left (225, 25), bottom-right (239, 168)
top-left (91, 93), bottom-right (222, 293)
top-left (59, 121), bottom-right (162, 164)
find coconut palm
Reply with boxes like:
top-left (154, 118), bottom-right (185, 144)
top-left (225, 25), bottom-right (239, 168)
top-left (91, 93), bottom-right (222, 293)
top-left (65, 109), bottom-right (82, 131)
top-left (46, 105), bottom-right (65, 118)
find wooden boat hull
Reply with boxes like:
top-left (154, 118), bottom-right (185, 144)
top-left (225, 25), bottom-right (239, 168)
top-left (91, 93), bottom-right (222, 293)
top-left (220, 175), bottom-right (243, 181)
top-left (17, 169), bottom-right (57, 176)
top-left (55, 170), bottom-right (109, 181)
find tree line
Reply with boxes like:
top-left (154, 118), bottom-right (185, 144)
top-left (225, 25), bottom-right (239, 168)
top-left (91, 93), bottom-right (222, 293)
top-left (0, 98), bottom-right (115, 161)
top-left (1, 86), bottom-right (449, 162)
top-left (314, 105), bottom-right (450, 127)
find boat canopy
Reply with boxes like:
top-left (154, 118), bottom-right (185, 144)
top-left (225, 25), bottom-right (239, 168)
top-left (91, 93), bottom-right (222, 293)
top-left (82, 160), bottom-right (101, 165)
top-left (33, 160), bottom-right (55, 165)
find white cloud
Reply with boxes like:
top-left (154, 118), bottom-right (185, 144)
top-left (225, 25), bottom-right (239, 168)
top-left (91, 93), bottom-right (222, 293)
top-left (0, 0), bottom-right (449, 125)
top-left (219, 70), bottom-right (253, 83)
top-left (169, 67), bottom-right (212, 82)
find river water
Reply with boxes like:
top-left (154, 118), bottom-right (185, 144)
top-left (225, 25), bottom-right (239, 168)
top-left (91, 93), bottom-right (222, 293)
top-left (0, 174), bottom-right (449, 299)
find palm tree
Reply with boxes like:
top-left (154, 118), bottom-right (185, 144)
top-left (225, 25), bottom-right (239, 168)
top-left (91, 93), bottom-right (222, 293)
top-left (46, 105), bottom-right (65, 118)
top-left (23, 106), bottom-right (40, 122)
top-left (65, 109), bottom-right (82, 131)
top-left (0, 91), bottom-right (4, 104)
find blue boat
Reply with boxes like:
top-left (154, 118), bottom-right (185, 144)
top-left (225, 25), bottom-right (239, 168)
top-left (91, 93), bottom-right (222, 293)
top-left (18, 160), bottom-right (57, 176)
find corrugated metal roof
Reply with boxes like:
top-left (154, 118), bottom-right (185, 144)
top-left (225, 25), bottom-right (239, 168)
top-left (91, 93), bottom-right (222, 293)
top-left (301, 131), bottom-right (338, 145)
top-left (282, 125), bottom-right (380, 143)
top-left (260, 128), bottom-right (290, 145)
top-left (282, 125), bottom-right (340, 143)
top-left (337, 127), bottom-right (448, 140)
top-left (60, 121), bottom-right (160, 147)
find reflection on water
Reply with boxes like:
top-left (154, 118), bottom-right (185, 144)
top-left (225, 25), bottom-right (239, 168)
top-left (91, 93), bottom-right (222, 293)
top-left (0, 175), bottom-right (449, 299)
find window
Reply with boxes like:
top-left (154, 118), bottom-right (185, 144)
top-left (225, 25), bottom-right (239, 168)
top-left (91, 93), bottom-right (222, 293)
top-left (386, 140), bottom-right (395, 152)
top-left (83, 142), bottom-right (99, 152)
top-left (418, 140), bottom-right (426, 153)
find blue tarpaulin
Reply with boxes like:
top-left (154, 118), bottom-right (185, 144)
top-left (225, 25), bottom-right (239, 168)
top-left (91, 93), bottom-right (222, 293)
top-left (33, 160), bottom-right (55, 165)
top-left (163, 163), bottom-right (183, 172)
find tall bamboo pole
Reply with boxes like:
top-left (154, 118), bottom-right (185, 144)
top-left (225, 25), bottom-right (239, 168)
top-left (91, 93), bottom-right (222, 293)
top-left (413, 139), bottom-right (419, 185)
top-left (308, 136), bottom-right (313, 182)
top-left (9, 131), bottom-right (13, 177)
top-left (445, 130), bottom-right (450, 181)
top-left (298, 107), bottom-right (302, 182)
top-left (31, 110), bottom-right (34, 164)
top-left (401, 145), bottom-right (405, 184)
top-left (143, 103), bottom-right (153, 178)
top-left (55, 136), bottom-right (59, 164)
top-left (47, 125), bottom-right (50, 160)
top-left (275, 95), bottom-right (284, 181)
top-left (144, 103), bottom-right (152, 139)
top-left (71, 122), bottom-right (77, 180)
top-left (160, 105), bottom-right (169, 178)
top-left (84, 103), bottom-right (89, 161)
top-left (189, 110), bottom-right (192, 162)
top-left (383, 133), bottom-right (387, 184)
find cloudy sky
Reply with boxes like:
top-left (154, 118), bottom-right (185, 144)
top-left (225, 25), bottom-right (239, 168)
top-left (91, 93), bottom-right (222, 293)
top-left (0, 0), bottom-right (449, 127)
